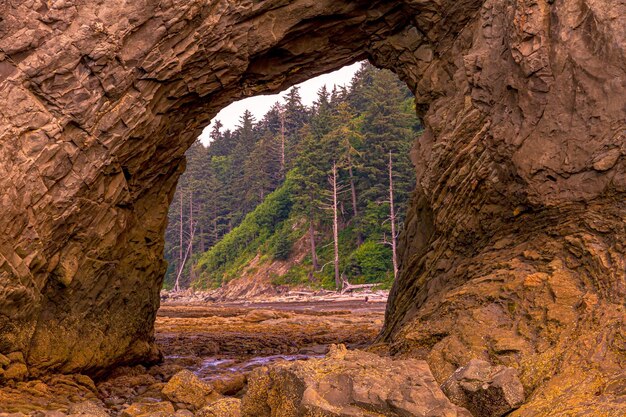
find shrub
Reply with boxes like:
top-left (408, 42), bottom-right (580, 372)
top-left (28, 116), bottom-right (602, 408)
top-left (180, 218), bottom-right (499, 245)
top-left (346, 241), bottom-right (393, 284)
top-left (268, 226), bottom-right (293, 261)
top-left (272, 265), bottom-right (310, 286)
top-left (194, 180), bottom-right (293, 288)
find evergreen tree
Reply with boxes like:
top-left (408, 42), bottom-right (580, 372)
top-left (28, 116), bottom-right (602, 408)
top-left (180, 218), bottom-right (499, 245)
top-left (258, 102), bottom-right (283, 135)
top-left (283, 86), bottom-right (308, 136)
top-left (283, 86), bottom-right (309, 165)
top-left (347, 62), bottom-right (377, 113)
top-left (323, 102), bottom-right (364, 243)
top-left (311, 85), bottom-right (333, 139)
top-left (230, 110), bottom-right (258, 221)
top-left (243, 131), bottom-right (281, 208)
top-left (164, 62), bottom-right (422, 290)
top-left (207, 120), bottom-right (228, 156)
top-left (355, 69), bottom-right (415, 242)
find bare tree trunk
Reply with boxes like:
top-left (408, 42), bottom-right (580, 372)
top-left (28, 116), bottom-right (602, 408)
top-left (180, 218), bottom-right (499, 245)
top-left (309, 218), bottom-right (318, 272)
top-left (189, 191), bottom-right (195, 283)
top-left (280, 110), bottom-right (286, 179)
top-left (199, 202), bottom-right (205, 253)
top-left (388, 151), bottom-right (398, 280)
top-left (330, 162), bottom-right (341, 291)
top-left (174, 223), bottom-right (196, 292)
top-left (175, 190), bottom-right (183, 292)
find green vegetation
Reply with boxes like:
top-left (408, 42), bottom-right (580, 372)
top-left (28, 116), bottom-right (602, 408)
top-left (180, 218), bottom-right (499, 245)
top-left (165, 63), bottom-right (422, 290)
top-left (194, 180), bottom-right (293, 288)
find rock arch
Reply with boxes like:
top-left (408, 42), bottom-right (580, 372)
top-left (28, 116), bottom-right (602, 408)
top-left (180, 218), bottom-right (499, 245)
top-left (0, 0), bottom-right (624, 413)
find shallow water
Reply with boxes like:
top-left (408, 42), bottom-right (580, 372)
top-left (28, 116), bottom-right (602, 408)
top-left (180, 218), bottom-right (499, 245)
top-left (167, 353), bottom-right (324, 381)
top-left (0, 300), bottom-right (385, 416)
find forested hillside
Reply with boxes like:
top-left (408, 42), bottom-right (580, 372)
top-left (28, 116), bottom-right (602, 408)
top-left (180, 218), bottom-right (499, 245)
top-left (164, 63), bottom-right (421, 291)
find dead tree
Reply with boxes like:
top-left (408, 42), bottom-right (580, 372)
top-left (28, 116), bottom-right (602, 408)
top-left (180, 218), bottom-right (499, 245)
top-left (174, 222), bottom-right (196, 292)
top-left (175, 190), bottom-right (183, 292)
top-left (189, 191), bottom-right (195, 282)
top-left (279, 107), bottom-right (286, 179)
top-left (319, 162), bottom-right (351, 290)
top-left (321, 162), bottom-right (345, 291)
top-left (340, 275), bottom-right (377, 294)
top-left (388, 151), bottom-right (398, 279)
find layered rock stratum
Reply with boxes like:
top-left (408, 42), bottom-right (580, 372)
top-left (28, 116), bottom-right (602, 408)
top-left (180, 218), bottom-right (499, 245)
top-left (0, 0), bottom-right (624, 414)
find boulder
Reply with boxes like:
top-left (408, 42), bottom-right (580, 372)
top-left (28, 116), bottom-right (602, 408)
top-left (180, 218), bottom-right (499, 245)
top-left (2, 352), bottom-right (28, 381)
top-left (161, 369), bottom-right (219, 411)
top-left (241, 310), bottom-right (291, 323)
top-left (6, 352), bottom-right (24, 363)
top-left (442, 359), bottom-right (524, 417)
top-left (0, 353), bottom-right (10, 368)
top-left (211, 374), bottom-right (247, 396)
top-left (121, 401), bottom-right (175, 417)
top-left (242, 344), bottom-right (470, 417)
top-left (3, 363), bottom-right (28, 381)
top-left (196, 398), bottom-right (242, 417)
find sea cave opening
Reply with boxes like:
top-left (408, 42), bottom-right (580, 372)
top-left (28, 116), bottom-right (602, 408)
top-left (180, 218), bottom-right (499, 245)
top-left (156, 61), bottom-right (422, 383)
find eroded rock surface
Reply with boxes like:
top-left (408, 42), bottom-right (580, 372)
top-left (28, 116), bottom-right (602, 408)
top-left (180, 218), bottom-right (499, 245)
top-left (0, 374), bottom-right (101, 415)
top-left (0, 0), bottom-right (413, 376)
top-left (442, 359), bottom-right (524, 417)
top-left (120, 401), bottom-right (174, 417)
top-left (196, 398), bottom-right (241, 417)
top-left (376, 0), bottom-right (626, 414)
top-left (161, 369), bottom-right (219, 411)
top-left (0, 0), bottom-right (624, 414)
top-left (242, 344), bottom-right (470, 417)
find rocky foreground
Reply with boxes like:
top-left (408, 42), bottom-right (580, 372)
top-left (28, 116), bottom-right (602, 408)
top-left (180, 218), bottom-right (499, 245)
top-left (0, 298), bottom-right (530, 417)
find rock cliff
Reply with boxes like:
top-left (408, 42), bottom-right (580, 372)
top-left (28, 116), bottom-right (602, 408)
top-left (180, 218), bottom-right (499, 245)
top-left (0, 0), bottom-right (623, 414)
top-left (377, 0), bottom-right (626, 413)
top-left (0, 0), bottom-right (413, 375)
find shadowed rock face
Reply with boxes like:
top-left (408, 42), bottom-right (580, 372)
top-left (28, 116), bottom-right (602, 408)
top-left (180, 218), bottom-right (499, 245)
top-left (0, 0), bottom-right (413, 375)
top-left (0, 0), bottom-right (624, 413)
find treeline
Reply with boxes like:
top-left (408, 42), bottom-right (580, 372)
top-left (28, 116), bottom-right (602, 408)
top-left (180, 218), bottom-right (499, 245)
top-left (164, 63), bottom-right (421, 290)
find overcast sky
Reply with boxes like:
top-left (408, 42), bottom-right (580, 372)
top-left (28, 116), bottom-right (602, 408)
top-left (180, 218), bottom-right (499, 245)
top-left (198, 62), bottom-right (363, 145)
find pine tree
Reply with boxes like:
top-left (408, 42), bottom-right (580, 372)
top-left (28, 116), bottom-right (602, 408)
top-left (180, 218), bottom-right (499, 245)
top-left (230, 110), bottom-right (259, 221)
top-left (311, 85), bottom-right (333, 140)
top-left (258, 102), bottom-right (283, 136)
top-left (207, 120), bottom-right (227, 155)
top-left (291, 126), bottom-right (330, 277)
top-left (283, 86), bottom-right (309, 165)
top-left (283, 86), bottom-right (308, 136)
top-left (243, 131), bottom-right (281, 208)
top-left (347, 62), bottom-right (377, 113)
top-left (357, 68), bottom-right (415, 236)
top-left (325, 102), bottom-right (363, 220)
